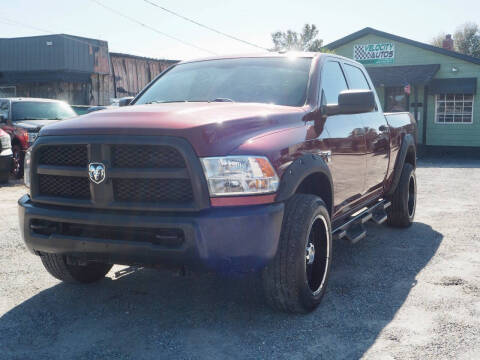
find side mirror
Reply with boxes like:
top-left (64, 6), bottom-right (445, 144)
top-left (324, 90), bottom-right (376, 116)
top-left (0, 114), bottom-right (6, 123)
top-left (118, 97), bottom-right (134, 107)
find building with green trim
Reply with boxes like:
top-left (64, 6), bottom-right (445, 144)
top-left (326, 28), bottom-right (480, 148)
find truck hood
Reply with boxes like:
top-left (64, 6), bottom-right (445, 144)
top-left (14, 119), bottom-right (59, 131)
top-left (40, 102), bottom-right (307, 156)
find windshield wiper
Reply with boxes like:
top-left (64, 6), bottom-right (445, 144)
top-left (145, 100), bottom-right (189, 104)
top-left (144, 99), bottom-right (234, 104)
top-left (209, 98), bottom-right (235, 103)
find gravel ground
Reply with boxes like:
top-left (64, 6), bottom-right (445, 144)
top-left (0, 157), bottom-right (479, 360)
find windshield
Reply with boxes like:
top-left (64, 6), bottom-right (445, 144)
top-left (135, 57), bottom-right (312, 107)
top-left (12, 101), bottom-right (76, 121)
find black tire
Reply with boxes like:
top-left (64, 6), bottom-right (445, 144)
top-left (262, 194), bottom-right (332, 313)
top-left (11, 144), bottom-right (24, 179)
top-left (40, 253), bottom-right (113, 283)
top-left (387, 163), bottom-right (416, 228)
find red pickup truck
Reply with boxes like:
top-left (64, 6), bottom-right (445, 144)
top-left (0, 98), bottom-right (76, 178)
top-left (18, 53), bottom-right (417, 313)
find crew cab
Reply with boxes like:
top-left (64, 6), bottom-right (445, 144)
top-left (18, 53), bottom-right (417, 313)
top-left (0, 98), bottom-right (76, 178)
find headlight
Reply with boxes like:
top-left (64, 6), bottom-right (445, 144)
top-left (200, 156), bottom-right (279, 196)
top-left (0, 134), bottom-right (11, 150)
top-left (24, 148), bottom-right (31, 188)
top-left (27, 132), bottom-right (38, 144)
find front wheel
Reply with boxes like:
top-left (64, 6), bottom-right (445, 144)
top-left (40, 253), bottom-right (113, 283)
top-left (262, 194), bottom-right (332, 313)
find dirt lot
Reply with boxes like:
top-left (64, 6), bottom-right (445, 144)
top-left (0, 157), bottom-right (479, 360)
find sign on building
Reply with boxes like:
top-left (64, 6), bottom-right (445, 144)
top-left (353, 43), bottom-right (395, 64)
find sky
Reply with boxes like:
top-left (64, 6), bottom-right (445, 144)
top-left (1, 0), bottom-right (480, 60)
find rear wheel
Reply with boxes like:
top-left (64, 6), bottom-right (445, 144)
top-left (387, 163), bottom-right (416, 228)
top-left (40, 253), bottom-right (112, 283)
top-left (11, 144), bottom-right (24, 179)
top-left (262, 194), bottom-right (332, 313)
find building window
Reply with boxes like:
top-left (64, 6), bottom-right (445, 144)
top-left (435, 94), bottom-right (474, 124)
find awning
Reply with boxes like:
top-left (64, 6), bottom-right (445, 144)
top-left (429, 78), bottom-right (477, 94)
top-left (366, 64), bottom-right (440, 87)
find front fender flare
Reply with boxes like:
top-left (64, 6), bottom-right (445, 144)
top-left (275, 153), bottom-right (333, 214)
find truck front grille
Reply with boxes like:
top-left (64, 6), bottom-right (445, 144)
top-left (31, 136), bottom-right (209, 211)
top-left (38, 145), bottom-right (88, 167)
top-left (113, 178), bottom-right (193, 203)
top-left (38, 175), bottom-right (90, 199)
top-left (112, 145), bottom-right (186, 168)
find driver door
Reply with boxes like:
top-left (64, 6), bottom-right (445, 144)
top-left (320, 60), bottom-right (367, 216)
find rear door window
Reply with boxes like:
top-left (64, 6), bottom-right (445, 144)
top-left (344, 64), bottom-right (371, 90)
top-left (321, 61), bottom-right (348, 105)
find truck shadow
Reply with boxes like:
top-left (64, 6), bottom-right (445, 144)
top-left (0, 222), bottom-right (442, 359)
top-left (0, 178), bottom-right (25, 188)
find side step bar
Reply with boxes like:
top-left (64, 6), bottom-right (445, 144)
top-left (333, 199), bottom-right (391, 244)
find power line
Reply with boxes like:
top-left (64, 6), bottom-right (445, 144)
top-left (142, 0), bottom-right (269, 51)
top-left (0, 17), bottom-right (52, 35)
top-left (90, 0), bottom-right (216, 55)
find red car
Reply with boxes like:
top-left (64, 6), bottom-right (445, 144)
top-left (0, 98), bottom-right (76, 178)
top-left (19, 54), bottom-right (417, 313)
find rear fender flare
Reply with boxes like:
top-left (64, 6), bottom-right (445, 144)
top-left (275, 154), bottom-right (333, 215)
top-left (386, 133), bottom-right (416, 197)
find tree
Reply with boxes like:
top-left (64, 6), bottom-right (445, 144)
top-left (430, 32), bottom-right (446, 48)
top-left (271, 24), bottom-right (325, 52)
top-left (454, 22), bottom-right (480, 58)
top-left (430, 23), bottom-right (480, 58)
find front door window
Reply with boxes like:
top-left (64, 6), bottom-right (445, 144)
top-left (385, 87), bottom-right (409, 112)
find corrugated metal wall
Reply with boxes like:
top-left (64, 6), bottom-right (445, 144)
top-left (111, 53), bottom-right (177, 97)
top-left (90, 73), bottom-right (114, 105)
top-left (0, 36), bottom-right (65, 72)
top-left (14, 81), bottom-right (90, 104)
top-left (0, 35), bottom-right (178, 106)
top-left (0, 34), bottom-right (110, 74)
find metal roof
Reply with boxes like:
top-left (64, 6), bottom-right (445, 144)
top-left (110, 52), bottom-right (179, 63)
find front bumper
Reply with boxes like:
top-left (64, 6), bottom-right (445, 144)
top-left (18, 195), bottom-right (284, 273)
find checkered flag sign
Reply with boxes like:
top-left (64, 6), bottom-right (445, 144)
top-left (354, 45), bottom-right (369, 61)
top-left (353, 43), bottom-right (395, 64)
